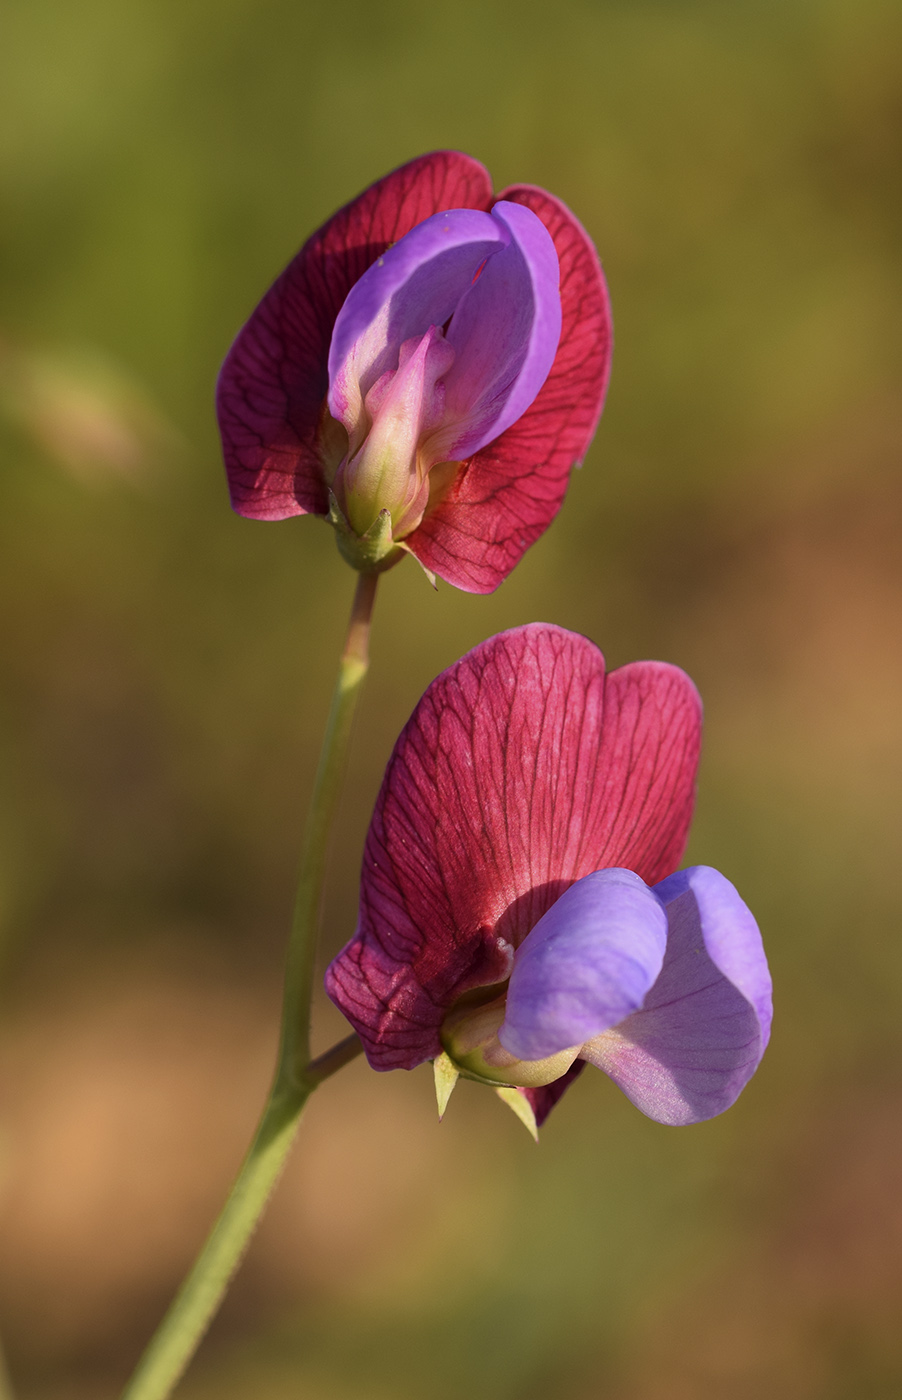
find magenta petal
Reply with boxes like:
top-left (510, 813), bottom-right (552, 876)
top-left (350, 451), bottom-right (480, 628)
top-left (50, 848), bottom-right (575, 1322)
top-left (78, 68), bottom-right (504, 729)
top-left (325, 625), bottom-right (701, 1070)
top-left (582, 866), bottom-right (772, 1125)
top-left (499, 869), bottom-right (667, 1059)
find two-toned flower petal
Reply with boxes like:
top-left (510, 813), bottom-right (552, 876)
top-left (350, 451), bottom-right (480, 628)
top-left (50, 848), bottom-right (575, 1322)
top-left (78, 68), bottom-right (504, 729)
top-left (325, 624), bottom-right (701, 1072)
top-left (326, 623), bottom-right (771, 1128)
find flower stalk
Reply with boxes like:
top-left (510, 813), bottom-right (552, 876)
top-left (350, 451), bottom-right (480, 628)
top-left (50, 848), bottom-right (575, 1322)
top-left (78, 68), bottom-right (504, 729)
top-left (278, 568), bottom-right (377, 1088)
top-left (119, 571), bottom-right (377, 1400)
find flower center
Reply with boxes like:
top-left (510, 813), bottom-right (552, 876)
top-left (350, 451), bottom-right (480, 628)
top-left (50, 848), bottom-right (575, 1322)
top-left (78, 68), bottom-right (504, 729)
top-left (331, 325), bottom-right (456, 540)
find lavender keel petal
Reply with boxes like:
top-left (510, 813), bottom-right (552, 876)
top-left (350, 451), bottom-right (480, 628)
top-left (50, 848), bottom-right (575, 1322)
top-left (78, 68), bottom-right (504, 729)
top-left (438, 199), bottom-right (562, 460)
top-left (499, 868), bottom-right (668, 1060)
top-left (582, 866), bottom-right (772, 1125)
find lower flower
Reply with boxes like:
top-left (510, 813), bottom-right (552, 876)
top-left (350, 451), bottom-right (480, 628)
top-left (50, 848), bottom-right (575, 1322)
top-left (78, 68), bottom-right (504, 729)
top-left (326, 624), bottom-right (771, 1130)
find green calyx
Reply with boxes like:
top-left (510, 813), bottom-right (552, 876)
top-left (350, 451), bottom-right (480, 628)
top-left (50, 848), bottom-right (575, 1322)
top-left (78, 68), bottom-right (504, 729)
top-left (432, 1050), bottom-right (539, 1141)
top-left (328, 492), bottom-right (406, 574)
top-left (440, 994), bottom-right (581, 1090)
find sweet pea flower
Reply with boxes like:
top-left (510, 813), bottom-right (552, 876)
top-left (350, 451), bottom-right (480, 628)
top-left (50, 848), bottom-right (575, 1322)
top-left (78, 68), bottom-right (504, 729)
top-left (217, 152), bottom-right (612, 592)
top-left (326, 625), bottom-right (771, 1132)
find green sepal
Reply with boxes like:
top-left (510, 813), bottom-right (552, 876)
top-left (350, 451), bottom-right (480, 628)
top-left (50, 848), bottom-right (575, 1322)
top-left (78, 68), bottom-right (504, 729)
top-left (433, 1051), bottom-right (460, 1119)
top-left (328, 492), bottom-right (405, 574)
top-left (495, 1086), bottom-right (539, 1141)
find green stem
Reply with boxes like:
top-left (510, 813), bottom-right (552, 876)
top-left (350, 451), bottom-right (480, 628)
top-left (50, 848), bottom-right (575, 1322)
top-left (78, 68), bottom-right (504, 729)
top-left (278, 569), bottom-right (378, 1087)
top-left (120, 571), bottom-right (378, 1400)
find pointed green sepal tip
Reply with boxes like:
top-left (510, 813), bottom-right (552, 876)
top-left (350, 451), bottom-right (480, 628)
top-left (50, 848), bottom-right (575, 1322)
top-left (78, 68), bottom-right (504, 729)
top-left (433, 1051), bottom-right (460, 1120)
top-left (495, 1086), bottom-right (539, 1141)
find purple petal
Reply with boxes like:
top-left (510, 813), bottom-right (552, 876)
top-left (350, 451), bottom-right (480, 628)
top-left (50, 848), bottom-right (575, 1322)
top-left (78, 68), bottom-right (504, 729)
top-left (499, 868), bottom-right (668, 1061)
top-left (327, 208), bottom-right (505, 431)
top-left (437, 199), bottom-right (562, 460)
top-left (582, 866), bottom-right (772, 1125)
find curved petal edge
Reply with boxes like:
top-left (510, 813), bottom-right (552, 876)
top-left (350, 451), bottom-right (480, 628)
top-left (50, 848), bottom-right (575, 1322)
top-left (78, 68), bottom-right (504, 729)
top-left (582, 866), bottom-right (772, 1125)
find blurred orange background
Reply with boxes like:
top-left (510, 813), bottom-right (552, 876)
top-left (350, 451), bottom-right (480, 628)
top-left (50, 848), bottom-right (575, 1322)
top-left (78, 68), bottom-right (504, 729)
top-left (1, 1), bottom-right (901, 1396)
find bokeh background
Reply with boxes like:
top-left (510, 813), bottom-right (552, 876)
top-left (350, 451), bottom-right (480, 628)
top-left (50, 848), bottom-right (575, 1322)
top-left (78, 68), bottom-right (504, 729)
top-left (1, 0), bottom-right (901, 1396)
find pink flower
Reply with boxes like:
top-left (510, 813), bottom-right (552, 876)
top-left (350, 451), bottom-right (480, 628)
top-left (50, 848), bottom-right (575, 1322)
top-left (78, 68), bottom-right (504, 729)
top-left (326, 625), bottom-right (771, 1128)
top-left (217, 152), bottom-right (612, 592)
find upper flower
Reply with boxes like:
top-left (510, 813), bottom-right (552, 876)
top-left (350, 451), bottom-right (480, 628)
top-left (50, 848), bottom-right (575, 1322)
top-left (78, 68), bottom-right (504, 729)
top-left (216, 152), bottom-right (612, 593)
top-left (325, 624), bottom-right (771, 1130)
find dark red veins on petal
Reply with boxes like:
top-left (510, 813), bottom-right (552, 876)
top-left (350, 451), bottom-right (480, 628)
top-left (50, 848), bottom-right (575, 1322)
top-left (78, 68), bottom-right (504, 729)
top-left (407, 187), bottom-right (613, 593)
top-left (216, 151), bottom-right (494, 521)
top-left (325, 624), bottom-right (701, 1070)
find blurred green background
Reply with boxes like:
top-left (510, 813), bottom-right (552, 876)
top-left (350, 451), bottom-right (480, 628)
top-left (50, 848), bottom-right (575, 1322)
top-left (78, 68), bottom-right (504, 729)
top-left (1, 0), bottom-right (901, 1396)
